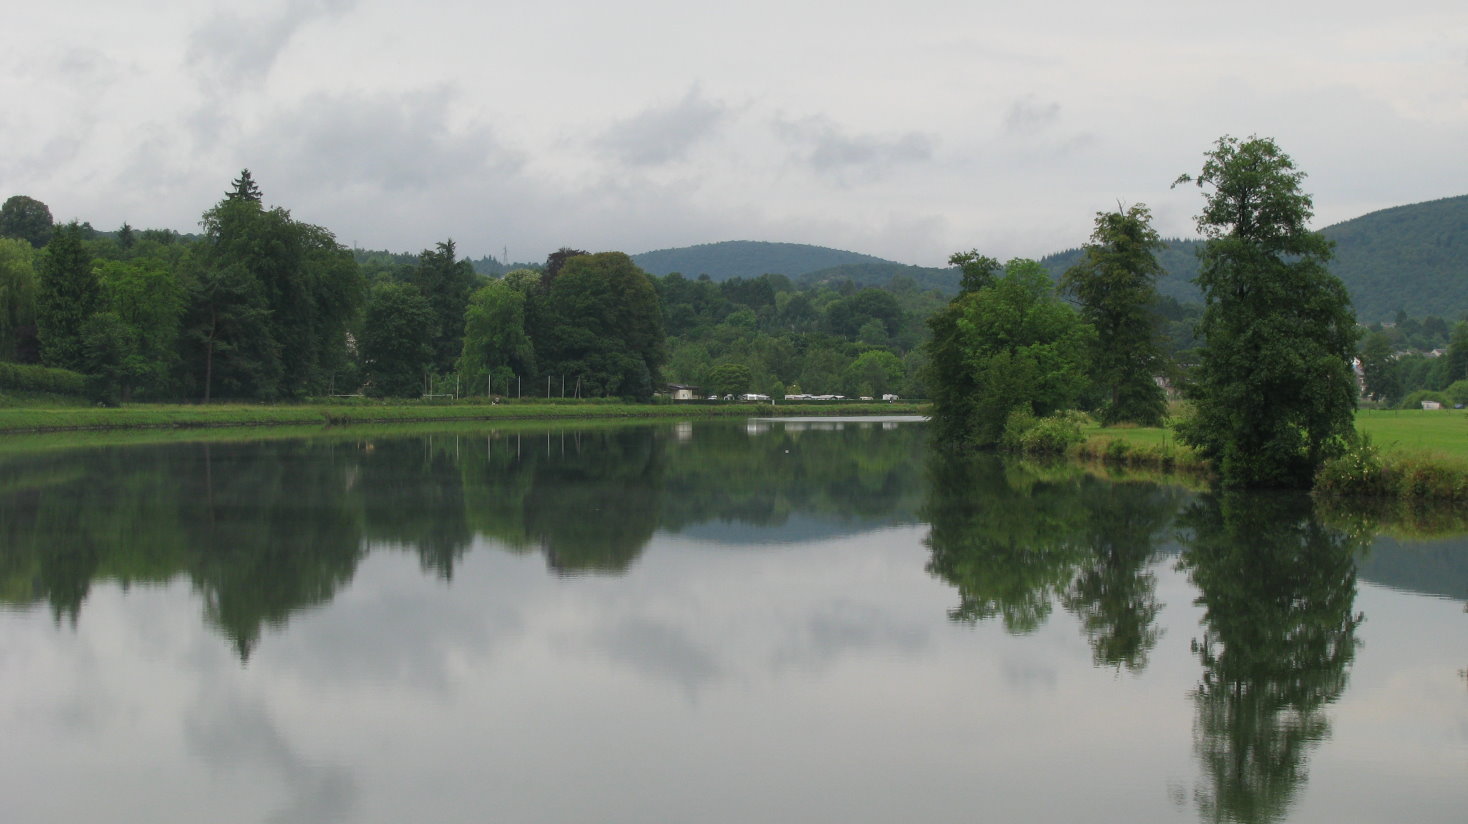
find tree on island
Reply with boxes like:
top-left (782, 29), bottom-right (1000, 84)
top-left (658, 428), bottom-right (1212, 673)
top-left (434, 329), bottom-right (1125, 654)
top-left (924, 257), bottom-right (1093, 447)
top-left (1062, 204), bottom-right (1169, 426)
top-left (1174, 136), bottom-right (1358, 488)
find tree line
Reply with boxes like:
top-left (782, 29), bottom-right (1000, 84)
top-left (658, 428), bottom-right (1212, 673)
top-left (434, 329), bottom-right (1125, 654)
top-left (1, 172), bottom-right (948, 403)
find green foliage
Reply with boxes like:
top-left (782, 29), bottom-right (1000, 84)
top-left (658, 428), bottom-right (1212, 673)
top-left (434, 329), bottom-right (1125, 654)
top-left (533, 252), bottom-right (665, 401)
top-left (1358, 330), bottom-right (1399, 403)
top-left (795, 262), bottom-right (960, 294)
top-left (0, 195), bottom-right (54, 248)
top-left (80, 312), bottom-right (130, 405)
top-left (36, 223), bottom-right (100, 372)
top-left (1062, 204), bottom-right (1168, 425)
top-left (706, 362), bottom-right (752, 397)
top-left (1443, 379), bottom-right (1468, 406)
top-left (1001, 409), bottom-right (1087, 455)
top-left (1175, 136), bottom-right (1359, 488)
top-left (189, 177), bottom-right (365, 401)
top-left (843, 349), bottom-right (903, 397)
top-left (458, 279), bottom-right (536, 393)
top-left (947, 250), bottom-right (1000, 293)
top-left (1445, 322), bottom-right (1468, 385)
top-left (1397, 389), bottom-right (1449, 409)
top-left (359, 282), bottom-right (435, 398)
top-left (95, 258), bottom-right (184, 399)
top-left (925, 258), bottom-right (1094, 447)
top-left (0, 238), bottom-right (38, 361)
top-left (226, 168), bottom-right (262, 203)
top-left (412, 239), bottom-right (479, 373)
top-left (0, 361), bottom-right (86, 395)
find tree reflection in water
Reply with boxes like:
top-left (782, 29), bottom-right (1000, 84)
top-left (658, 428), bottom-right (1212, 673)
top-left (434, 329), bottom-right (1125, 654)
top-left (1178, 492), bottom-right (1364, 824)
top-left (922, 453), bottom-right (1183, 669)
top-left (0, 421), bottom-right (925, 656)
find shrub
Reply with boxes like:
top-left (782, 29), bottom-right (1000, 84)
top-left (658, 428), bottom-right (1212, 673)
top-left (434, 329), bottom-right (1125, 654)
top-left (1399, 389), bottom-right (1449, 410)
top-left (1002, 408), bottom-right (1085, 455)
top-left (0, 361), bottom-right (87, 396)
top-left (1314, 435), bottom-right (1388, 496)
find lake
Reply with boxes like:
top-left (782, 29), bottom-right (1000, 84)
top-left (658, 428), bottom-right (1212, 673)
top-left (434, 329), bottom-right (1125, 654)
top-left (1, 418), bottom-right (1464, 823)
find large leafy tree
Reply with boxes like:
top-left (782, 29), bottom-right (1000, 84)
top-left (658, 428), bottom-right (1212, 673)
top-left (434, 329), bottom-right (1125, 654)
top-left (359, 282), bottom-right (435, 397)
top-left (94, 258), bottom-right (185, 400)
top-left (0, 195), bottom-right (55, 249)
top-left (534, 252), bottom-right (665, 400)
top-left (1174, 136), bottom-right (1359, 487)
top-left (36, 222), bottom-right (100, 372)
top-left (1062, 204), bottom-right (1168, 425)
top-left (187, 172), bottom-right (364, 400)
top-left (924, 257), bottom-right (1093, 447)
top-left (412, 239), bottom-right (478, 373)
top-left (458, 278), bottom-right (536, 395)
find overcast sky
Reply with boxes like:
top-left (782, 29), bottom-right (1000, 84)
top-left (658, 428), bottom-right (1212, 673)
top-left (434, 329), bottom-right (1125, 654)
top-left (3, 0), bottom-right (1465, 266)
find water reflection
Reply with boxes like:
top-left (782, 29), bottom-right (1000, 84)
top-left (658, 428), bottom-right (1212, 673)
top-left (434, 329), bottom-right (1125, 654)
top-left (0, 421), bottom-right (924, 657)
top-left (1179, 493), bottom-right (1364, 824)
top-left (922, 454), bottom-right (1184, 669)
top-left (921, 456), bottom-right (1375, 824)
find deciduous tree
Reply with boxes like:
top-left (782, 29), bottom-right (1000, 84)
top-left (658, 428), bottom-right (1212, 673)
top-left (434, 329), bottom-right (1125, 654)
top-left (36, 223), bottom-right (100, 372)
top-left (925, 258), bottom-right (1093, 447)
top-left (1174, 136), bottom-right (1359, 487)
top-left (1062, 204), bottom-right (1168, 425)
top-left (0, 195), bottom-right (55, 248)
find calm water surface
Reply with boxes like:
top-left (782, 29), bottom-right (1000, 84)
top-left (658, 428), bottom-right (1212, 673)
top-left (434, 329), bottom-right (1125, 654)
top-left (0, 419), bottom-right (1464, 823)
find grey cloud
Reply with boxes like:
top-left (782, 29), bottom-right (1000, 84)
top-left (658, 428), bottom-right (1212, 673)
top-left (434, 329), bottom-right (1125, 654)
top-left (597, 86), bottom-right (730, 166)
top-left (593, 615), bottom-right (723, 698)
top-left (775, 116), bottom-right (934, 182)
top-left (240, 89), bottom-right (524, 195)
top-left (187, 685), bottom-right (357, 824)
top-left (771, 600), bottom-right (929, 673)
top-left (1003, 95), bottom-right (1061, 136)
top-left (187, 0), bottom-right (357, 90)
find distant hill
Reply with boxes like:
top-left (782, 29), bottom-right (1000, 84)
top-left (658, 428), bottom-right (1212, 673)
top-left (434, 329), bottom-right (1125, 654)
top-left (1041, 195), bottom-right (1468, 321)
top-left (1322, 195), bottom-right (1468, 322)
top-left (631, 196), bottom-right (1467, 319)
top-left (632, 241), bottom-right (896, 280)
top-left (795, 262), bottom-right (959, 293)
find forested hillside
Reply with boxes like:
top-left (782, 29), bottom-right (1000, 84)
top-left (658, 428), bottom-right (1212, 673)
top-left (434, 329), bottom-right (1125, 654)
top-left (1324, 195), bottom-right (1468, 321)
top-left (633, 241), bottom-right (894, 280)
top-left (795, 262), bottom-right (958, 293)
top-left (1042, 195), bottom-right (1468, 321)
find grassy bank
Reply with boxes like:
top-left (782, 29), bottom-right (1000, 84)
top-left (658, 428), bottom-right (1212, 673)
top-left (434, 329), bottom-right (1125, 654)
top-left (0, 398), bottom-right (927, 435)
top-left (1064, 409), bottom-right (1468, 503)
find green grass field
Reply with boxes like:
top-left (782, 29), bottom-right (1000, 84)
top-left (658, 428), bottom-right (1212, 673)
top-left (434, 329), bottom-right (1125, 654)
top-left (1081, 409), bottom-right (1467, 462)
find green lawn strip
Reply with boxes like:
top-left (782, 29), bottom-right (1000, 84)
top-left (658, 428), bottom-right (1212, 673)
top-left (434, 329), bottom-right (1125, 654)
top-left (0, 401), bottom-right (927, 437)
top-left (1077, 410), bottom-right (1467, 464)
top-left (1354, 409), bottom-right (1468, 462)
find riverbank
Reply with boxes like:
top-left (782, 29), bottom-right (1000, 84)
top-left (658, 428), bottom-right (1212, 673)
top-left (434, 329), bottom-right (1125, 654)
top-left (1066, 409), bottom-right (1468, 503)
top-left (0, 399), bottom-right (928, 435)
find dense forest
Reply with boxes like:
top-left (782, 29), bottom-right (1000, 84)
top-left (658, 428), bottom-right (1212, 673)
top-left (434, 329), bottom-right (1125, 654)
top-left (0, 176), bottom-right (947, 402)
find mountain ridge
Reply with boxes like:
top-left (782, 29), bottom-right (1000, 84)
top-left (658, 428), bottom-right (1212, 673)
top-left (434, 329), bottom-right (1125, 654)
top-left (630, 195), bottom-right (1468, 321)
